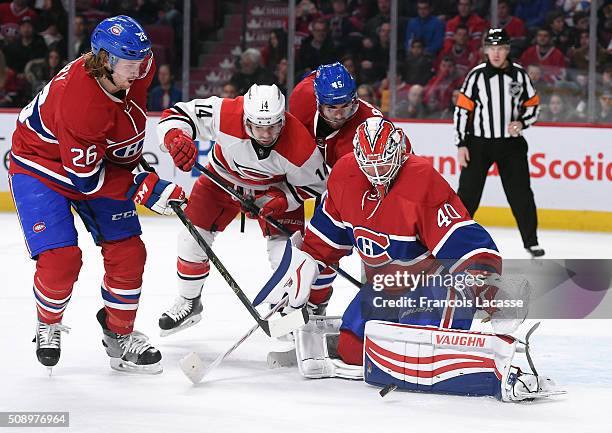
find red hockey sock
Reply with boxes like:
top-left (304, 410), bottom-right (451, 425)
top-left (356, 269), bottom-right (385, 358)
top-left (337, 330), bottom-right (364, 366)
top-left (101, 236), bottom-right (146, 334)
top-left (34, 247), bottom-right (82, 324)
top-left (308, 286), bottom-right (332, 305)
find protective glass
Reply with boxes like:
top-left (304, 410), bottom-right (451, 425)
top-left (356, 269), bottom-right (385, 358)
top-left (113, 52), bottom-right (153, 80)
top-left (319, 99), bottom-right (358, 127)
top-left (246, 120), bottom-right (283, 147)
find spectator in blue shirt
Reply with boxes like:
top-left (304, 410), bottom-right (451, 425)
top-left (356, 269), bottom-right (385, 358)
top-left (515, 0), bottom-right (553, 30)
top-left (148, 64), bottom-right (182, 112)
top-left (404, 0), bottom-right (445, 57)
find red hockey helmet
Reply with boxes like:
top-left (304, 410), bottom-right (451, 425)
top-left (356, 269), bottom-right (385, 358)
top-left (353, 117), bottom-right (408, 195)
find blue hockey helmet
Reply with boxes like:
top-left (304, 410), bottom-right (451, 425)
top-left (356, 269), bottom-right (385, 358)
top-left (313, 62), bottom-right (357, 106)
top-left (91, 15), bottom-right (151, 72)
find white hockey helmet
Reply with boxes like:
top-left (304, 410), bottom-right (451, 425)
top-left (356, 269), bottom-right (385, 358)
top-left (243, 84), bottom-right (286, 147)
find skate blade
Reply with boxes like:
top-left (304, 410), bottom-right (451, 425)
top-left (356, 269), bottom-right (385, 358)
top-left (267, 349), bottom-right (297, 369)
top-left (160, 314), bottom-right (202, 337)
top-left (110, 358), bottom-right (163, 374)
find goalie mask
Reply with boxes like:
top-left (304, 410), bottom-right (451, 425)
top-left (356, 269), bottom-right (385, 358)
top-left (353, 118), bottom-right (408, 197)
top-left (243, 84), bottom-right (286, 147)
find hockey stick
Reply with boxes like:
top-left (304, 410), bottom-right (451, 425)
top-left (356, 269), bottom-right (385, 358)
top-left (179, 299), bottom-right (288, 384)
top-left (139, 159), bottom-right (309, 338)
top-left (192, 161), bottom-right (363, 289)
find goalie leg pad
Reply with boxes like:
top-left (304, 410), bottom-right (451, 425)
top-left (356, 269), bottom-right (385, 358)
top-left (295, 316), bottom-right (363, 380)
top-left (363, 321), bottom-right (564, 401)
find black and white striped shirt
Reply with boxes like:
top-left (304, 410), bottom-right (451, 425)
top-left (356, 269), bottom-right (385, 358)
top-left (454, 61), bottom-right (540, 146)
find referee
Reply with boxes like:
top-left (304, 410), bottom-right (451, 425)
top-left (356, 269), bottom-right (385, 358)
top-left (454, 28), bottom-right (544, 257)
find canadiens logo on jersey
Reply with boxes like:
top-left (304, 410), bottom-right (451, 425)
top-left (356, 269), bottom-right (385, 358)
top-left (33, 222), bottom-right (46, 233)
top-left (105, 100), bottom-right (147, 165)
top-left (353, 226), bottom-right (393, 267)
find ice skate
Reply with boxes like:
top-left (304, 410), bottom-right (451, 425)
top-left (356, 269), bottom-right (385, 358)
top-left (34, 320), bottom-right (70, 375)
top-left (96, 308), bottom-right (162, 374)
top-left (526, 245), bottom-right (545, 257)
top-left (505, 367), bottom-right (566, 401)
top-left (158, 295), bottom-right (203, 337)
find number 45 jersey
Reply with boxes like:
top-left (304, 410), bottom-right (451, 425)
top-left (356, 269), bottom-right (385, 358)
top-left (10, 56), bottom-right (154, 200)
top-left (301, 153), bottom-right (502, 278)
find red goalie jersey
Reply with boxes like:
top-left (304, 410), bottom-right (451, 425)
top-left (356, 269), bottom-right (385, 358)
top-left (289, 72), bottom-right (384, 167)
top-left (10, 56), bottom-right (155, 200)
top-left (302, 153), bottom-right (501, 279)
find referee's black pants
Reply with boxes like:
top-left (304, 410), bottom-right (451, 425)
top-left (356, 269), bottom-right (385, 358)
top-left (457, 136), bottom-right (539, 248)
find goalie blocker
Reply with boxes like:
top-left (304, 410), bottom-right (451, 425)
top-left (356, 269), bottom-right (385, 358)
top-left (292, 318), bottom-right (565, 402)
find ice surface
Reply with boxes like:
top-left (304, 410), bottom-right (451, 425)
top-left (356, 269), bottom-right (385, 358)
top-left (0, 214), bottom-right (610, 433)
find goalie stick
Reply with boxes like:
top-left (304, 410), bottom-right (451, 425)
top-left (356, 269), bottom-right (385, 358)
top-left (139, 159), bottom-right (308, 338)
top-left (179, 300), bottom-right (288, 384)
top-left (192, 161), bottom-right (363, 289)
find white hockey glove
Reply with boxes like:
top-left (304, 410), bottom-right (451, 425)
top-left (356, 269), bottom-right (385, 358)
top-left (476, 273), bottom-right (531, 334)
top-left (254, 235), bottom-right (320, 310)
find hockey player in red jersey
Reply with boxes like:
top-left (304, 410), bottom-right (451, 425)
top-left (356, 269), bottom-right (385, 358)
top-left (289, 62), bottom-right (384, 168)
top-left (255, 117), bottom-right (564, 401)
top-left (289, 63), bottom-right (388, 308)
top-left (155, 84), bottom-right (332, 336)
top-left (9, 16), bottom-right (185, 374)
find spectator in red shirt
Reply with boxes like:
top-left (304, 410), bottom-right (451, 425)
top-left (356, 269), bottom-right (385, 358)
top-left (520, 27), bottom-right (567, 83)
top-left (497, 0), bottom-right (526, 41)
top-left (436, 24), bottom-right (477, 77)
top-left (0, 0), bottom-right (36, 36)
top-left (0, 50), bottom-right (19, 107)
top-left (423, 55), bottom-right (463, 113)
top-left (443, 0), bottom-right (488, 52)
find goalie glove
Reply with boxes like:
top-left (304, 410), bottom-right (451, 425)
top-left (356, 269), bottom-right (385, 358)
top-left (473, 273), bottom-right (531, 334)
top-left (128, 172), bottom-right (186, 216)
top-left (254, 234), bottom-right (319, 309)
top-left (164, 128), bottom-right (197, 172)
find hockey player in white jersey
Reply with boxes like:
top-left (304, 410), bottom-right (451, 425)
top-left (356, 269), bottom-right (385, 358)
top-left (155, 84), bottom-right (331, 335)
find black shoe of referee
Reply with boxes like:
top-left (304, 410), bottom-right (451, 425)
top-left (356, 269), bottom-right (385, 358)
top-left (526, 245), bottom-right (545, 257)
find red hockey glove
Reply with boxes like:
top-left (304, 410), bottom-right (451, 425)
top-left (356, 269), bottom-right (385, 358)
top-left (128, 172), bottom-right (186, 216)
top-left (164, 128), bottom-right (197, 172)
top-left (259, 187), bottom-right (289, 218)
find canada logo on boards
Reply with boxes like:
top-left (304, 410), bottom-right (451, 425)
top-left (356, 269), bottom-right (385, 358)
top-left (353, 226), bottom-right (393, 267)
top-left (33, 222), bottom-right (46, 233)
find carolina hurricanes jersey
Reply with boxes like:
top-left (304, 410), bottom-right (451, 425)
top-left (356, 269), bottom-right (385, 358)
top-left (157, 96), bottom-right (327, 211)
top-left (301, 153), bottom-right (501, 280)
top-left (289, 72), bottom-right (385, 167)
top-left (10, 56), bottom-right (154, 200)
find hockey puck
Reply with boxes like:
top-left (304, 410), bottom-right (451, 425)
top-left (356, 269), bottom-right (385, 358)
top-left (379, 384), bottom-right (397, 398)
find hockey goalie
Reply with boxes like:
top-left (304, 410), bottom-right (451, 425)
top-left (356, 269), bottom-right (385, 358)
top-left (255, 117), bottom-right (565, 402)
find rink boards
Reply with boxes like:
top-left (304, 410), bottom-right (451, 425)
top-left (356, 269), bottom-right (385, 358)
top-left (0, 111), bottom-right (610, 231)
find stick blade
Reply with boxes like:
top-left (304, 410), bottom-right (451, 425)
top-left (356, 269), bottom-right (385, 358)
top-left (267, 306), bottom-right (309, 338)
top-left (179, 352), bottom-right (205, 384)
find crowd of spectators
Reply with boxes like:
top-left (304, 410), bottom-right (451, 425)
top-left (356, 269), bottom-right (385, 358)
top-left (1, 0), bottom-right (611, 123)
top-left (226, 0), bottom-right (612, 123)
top-left (0, 0), bottom-right (184, 109)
